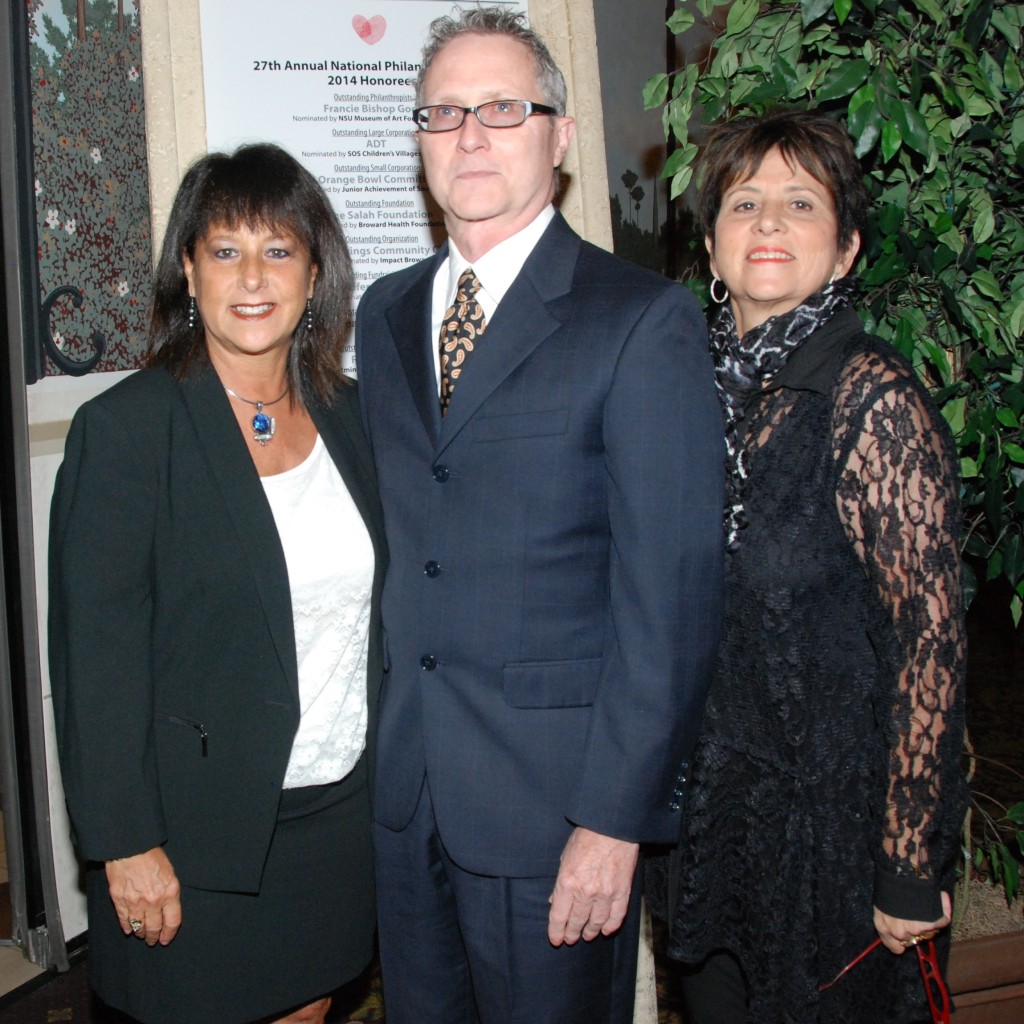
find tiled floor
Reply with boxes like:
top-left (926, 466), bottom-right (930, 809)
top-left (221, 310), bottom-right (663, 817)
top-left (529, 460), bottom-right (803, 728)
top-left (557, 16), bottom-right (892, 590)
top-left (0, 945), bottom-right (43, 996)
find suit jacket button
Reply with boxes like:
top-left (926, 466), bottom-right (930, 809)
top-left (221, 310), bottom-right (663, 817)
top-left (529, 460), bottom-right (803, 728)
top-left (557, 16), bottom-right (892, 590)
top-left (420, 655), bottom-right (437, 671)
top-left (424, 560), bottom-right (441, 577)
top-left (432, 464), bottom-right (449, 482)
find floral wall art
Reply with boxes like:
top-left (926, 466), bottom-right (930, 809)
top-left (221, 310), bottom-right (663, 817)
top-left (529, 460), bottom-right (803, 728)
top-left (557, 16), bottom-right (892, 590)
top-left (30, 0), bottom-right (152, 375)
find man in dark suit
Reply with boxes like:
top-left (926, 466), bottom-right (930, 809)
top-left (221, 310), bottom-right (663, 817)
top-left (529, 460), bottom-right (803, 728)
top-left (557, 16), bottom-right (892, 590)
top-left (355, 8), bottom-right (724, 1022)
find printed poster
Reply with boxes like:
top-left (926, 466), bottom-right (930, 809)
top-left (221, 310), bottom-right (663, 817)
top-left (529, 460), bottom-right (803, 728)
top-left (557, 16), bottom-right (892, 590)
top-left (199, 0), bottom-right (526, 369)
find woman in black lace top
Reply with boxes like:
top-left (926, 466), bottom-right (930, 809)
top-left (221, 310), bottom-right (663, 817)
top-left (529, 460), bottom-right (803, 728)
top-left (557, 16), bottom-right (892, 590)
top-left (646, 110), bottom-right (967, 1023)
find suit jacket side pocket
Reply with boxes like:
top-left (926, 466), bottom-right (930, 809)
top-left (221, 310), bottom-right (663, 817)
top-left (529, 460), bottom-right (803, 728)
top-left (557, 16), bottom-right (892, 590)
top-left (502, 657), bottom-right (601, 709)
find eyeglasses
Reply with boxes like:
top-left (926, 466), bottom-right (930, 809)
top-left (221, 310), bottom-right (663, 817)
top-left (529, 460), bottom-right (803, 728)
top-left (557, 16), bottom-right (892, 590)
top-left (916, 938), bottom-right (951, 1024)
top-left (819, 937), bottom-right (950, 1024)
top-left (412, 99), bottom-right (558, 133)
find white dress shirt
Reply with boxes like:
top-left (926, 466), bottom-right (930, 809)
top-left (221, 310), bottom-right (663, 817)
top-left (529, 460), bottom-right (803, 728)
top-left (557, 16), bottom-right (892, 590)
top-left (429, 205), bottom-right (556, 392)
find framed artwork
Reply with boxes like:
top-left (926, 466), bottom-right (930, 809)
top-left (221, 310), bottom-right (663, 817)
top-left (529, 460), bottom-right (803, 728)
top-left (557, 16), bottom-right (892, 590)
top-left (28, 0), bottom-right (152, 378)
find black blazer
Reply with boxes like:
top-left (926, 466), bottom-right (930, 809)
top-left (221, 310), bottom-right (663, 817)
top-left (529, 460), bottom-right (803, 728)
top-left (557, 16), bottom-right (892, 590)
top-left (48, 363), bottom-right (386, 893)
top-left (356, 213), bottom-right (725, 876)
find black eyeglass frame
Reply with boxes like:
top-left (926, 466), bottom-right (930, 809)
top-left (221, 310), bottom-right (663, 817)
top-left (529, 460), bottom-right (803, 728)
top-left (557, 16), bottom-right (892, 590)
top-left (411, 99), bottom-right (559, 132)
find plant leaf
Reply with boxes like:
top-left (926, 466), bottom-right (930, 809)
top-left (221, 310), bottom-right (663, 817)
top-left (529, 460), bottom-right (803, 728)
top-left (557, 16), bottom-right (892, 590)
top-left (661, 144), bottom-right (697, 180)
top-left (1003, 851), bottom-right (1020, 903)
top-left (908, 0), bottom-right (947, 23)
top-left (643, 73), bottom-right (670, 110)
top-left (881, 119), bottom-right (902, 161)
top-left (992, 7), bottom-right (1022, 49)
top-left (801, 0), bottom-right (833, 26)
top-left (999, 440), bottom-right (1024, 464)
top-left (669, 165), bottom-right (694, 201)
top-left (892, 101), bottom-right (931, 157)
top-left (816, 59), bottom-right (870, 102)
top-left (725, 0), bottom-right (760, 37)
top-left (971, 269), bottom-right (1004, 301)
top-left (667, 9), bottom-right (696, 34)
top-left (944, 396), bottom-right (967, 434)
top-left (1004, 529), bottom-right (1024, 588)
top-left (848, 84), bottom-right (882, 157)
top-left (973, 203), bottom-right (996, 245)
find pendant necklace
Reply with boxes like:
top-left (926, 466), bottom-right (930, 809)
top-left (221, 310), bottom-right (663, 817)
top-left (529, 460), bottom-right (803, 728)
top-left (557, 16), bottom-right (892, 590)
top-left (223, 383), bottom-right (290, 446)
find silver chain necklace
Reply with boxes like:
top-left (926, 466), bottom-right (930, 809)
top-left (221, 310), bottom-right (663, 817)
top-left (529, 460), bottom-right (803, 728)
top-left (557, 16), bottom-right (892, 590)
top-left (224, 384), bottom-right (289, 446)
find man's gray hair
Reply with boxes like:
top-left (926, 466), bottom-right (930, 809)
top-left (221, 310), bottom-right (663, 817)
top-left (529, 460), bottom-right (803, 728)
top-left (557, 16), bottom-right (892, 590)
top-left (415, 6), bottom-right (568, 115)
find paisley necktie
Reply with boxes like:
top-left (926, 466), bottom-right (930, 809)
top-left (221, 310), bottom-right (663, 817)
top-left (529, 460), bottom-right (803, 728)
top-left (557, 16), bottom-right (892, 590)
top-left (439, 268), bottom-right (487, 414)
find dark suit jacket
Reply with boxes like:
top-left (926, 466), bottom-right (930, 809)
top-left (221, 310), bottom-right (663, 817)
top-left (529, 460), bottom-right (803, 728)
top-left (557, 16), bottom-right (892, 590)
top-left (48, 363), bottom-right (386, 893)
top-left (355, 213), bottom-right (724, 877)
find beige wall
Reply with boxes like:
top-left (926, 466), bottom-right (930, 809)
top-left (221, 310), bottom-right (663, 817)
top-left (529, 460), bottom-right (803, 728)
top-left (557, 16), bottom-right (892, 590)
top-left (528, 0), bottom-right (612, 248)
top-left (139, 0), bottom-right (612, 255)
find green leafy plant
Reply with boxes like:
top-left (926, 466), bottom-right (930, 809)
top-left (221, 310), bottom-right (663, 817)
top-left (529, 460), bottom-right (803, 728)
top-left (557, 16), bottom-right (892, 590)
top-left (962, 739), bottom-right (1024, 904)
top-left (645, 0), bottom-right (1024, 623)
top-left (645, 0), bottom-right (1024, 911)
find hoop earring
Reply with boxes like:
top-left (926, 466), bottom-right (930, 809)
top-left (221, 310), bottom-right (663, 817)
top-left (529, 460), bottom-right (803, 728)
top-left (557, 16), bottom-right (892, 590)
top-left (304, 298), bottom-right (314, 332)
top-left (187, 296), bottom-right (198, 329)
top-left (710, 277), bottom-right (730, 304)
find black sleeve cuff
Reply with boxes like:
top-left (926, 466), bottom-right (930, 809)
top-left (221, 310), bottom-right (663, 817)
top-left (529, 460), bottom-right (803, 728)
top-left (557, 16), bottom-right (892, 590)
top-left (873, 866), bottom-right (944, 921)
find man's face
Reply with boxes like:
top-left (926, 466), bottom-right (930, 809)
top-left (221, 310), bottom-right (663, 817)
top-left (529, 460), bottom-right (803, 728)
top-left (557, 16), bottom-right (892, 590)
top-left (417, 33), bottom-right (575, 252)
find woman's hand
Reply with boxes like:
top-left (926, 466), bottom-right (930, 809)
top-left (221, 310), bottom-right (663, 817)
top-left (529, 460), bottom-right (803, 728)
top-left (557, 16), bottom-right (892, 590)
top-left (873, 890), bottom-right (951, 955)
top-left (105, 847), bottom-right (182, 946)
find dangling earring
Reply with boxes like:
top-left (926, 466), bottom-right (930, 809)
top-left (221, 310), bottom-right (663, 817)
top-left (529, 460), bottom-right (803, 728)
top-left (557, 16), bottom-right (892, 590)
top-left (187, 296), bottom-right (198, 329)
top-left (304, 298), bottom-right (314, 332)
top-left (710, 276), bottom-right (729, 304)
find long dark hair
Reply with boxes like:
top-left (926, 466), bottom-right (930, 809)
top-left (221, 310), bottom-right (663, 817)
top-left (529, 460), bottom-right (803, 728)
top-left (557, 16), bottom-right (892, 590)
top-left (148, 143), bottom-right (353, 403)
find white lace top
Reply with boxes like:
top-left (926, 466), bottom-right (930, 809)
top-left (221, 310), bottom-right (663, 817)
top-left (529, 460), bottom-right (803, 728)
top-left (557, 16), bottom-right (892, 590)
top-left (260, 434), bottom-right (373, 788)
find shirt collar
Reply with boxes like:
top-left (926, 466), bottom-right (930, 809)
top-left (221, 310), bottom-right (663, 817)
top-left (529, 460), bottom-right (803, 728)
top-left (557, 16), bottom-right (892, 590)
top-left (765, 307), bottom-right (862, 395)
top-left (445, 205), bottom-right (556, 316)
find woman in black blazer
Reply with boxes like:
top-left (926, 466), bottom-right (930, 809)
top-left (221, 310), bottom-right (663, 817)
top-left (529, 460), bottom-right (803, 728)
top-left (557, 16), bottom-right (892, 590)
top-left (48, 144), bottom-right (386, 1024)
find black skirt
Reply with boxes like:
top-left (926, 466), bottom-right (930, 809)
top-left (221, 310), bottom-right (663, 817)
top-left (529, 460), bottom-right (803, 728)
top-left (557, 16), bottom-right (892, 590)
top-left (85, 757), bottom-right (374, 1024)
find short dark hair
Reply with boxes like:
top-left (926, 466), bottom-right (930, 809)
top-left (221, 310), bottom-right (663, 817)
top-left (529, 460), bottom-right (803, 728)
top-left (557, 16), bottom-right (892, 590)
top-left (415, 5), bottom-right (567, 114)
top-left (148, 143), bottom-right (353, 403)
top-left (696, 109), bottom-right (869, 254)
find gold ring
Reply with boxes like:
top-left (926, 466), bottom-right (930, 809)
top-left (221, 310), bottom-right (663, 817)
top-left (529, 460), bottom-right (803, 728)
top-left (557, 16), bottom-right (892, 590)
top-left (129, 918), bottom-right (143, 933)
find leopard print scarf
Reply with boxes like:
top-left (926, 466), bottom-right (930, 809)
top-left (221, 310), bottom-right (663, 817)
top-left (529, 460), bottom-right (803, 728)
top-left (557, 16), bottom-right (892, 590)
top-left (709, 277), bottom-right (856, 550)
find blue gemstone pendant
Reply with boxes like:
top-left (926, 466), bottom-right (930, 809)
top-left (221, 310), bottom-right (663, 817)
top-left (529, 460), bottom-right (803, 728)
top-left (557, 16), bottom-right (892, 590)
top-left (223, 384), bottom-right (287, 447)
top-left (252, 406), bottom-right (275, 446)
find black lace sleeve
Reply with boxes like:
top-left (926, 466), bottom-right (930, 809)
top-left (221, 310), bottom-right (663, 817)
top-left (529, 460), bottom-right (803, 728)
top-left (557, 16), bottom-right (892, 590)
top-left (832, 345), bottom-right (967, 919)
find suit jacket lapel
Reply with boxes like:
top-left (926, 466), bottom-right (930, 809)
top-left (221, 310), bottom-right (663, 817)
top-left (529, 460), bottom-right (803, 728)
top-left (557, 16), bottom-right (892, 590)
top-left (437, 214), bottom-right (580, 451)
top-left (179, 365), bottom-right (299, 703)
top-left (386, 249), bottom-right (446, 444)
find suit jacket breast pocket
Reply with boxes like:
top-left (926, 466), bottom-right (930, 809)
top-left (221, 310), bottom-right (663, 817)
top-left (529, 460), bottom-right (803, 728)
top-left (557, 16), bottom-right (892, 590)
top-left (471, 407), bottom-right (570, 442)
top-left (503, 657), bottom-right (601, 709)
